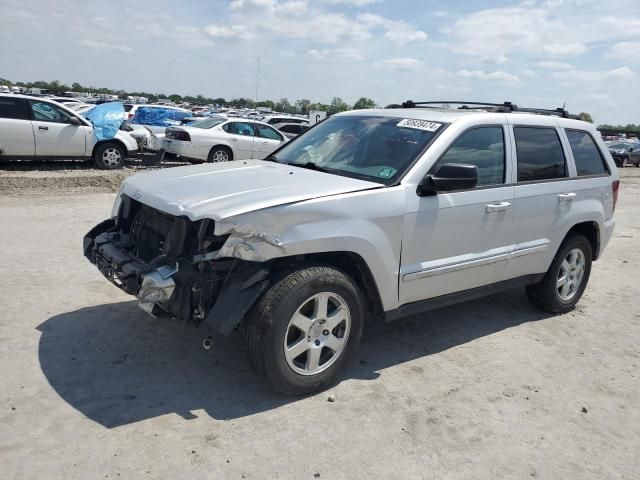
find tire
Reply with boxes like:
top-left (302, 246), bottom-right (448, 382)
top-left (207, 146), bottom-right (232, 163)
top-left (622, 156), bottom-right (629, 167)
top-left (94, 142), bottom-right (125, 170)
top-left (526, 233), bottom-right (592, 314)
top-left (244, 265), bottom-right (365, 395)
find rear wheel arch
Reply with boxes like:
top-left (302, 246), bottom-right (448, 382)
top-left (563, 221), bottom-right (600, 260)
top-left (207, 144), bottom-right (233, 162)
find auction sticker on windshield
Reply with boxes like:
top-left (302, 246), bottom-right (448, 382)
top-left (397, 119), bottom-right (442, 132)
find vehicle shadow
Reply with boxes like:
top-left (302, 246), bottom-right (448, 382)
top-left (37, 289), bottom-right (554, 428)
top-left (0, 154), bottom-right (188, 171)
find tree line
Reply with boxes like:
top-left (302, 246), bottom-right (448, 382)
top-left (0, 78), bottom-right (376, 114)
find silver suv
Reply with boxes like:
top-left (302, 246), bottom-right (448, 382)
top-left (84, 101), bottom-right (619, 394)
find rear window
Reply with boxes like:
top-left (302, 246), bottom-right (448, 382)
top-left (190, 117), bottom-right (226, 129)
top-left (515, 127), bottom-right (567, 182)
top-left (0, 97), bottom-right (29, 120)
top-left (566, 130), bottom-right (608, 176)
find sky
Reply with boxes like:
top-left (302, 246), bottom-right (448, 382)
top-left (0, 0), bottom-right (638, 124)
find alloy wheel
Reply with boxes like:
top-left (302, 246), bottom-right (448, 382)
top-left (557, 248), bottom-right (586, 301)
top-left (102, 147), bottom-right (122, 167)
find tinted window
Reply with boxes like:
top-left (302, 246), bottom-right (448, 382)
top-left (515, 127), bottom-right (566, 182)
top-left (272, 115), bottom-right (442, 185)
top-left (256, 124), bottom-right (283, 140)
top-left (0, 97), bottom-right (29, 120)
top-left (30, 100), bottom-right (74, 123)
top-left (436, 126), bottom-right (505, 186)
top-left (223, 122), bottom-right (254, 136)
top-left (566, 130), bottom-right (608, 176)
top-left (280, 125), bottom-right (301, 134)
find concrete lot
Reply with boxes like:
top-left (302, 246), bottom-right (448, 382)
top-left (1, 168), bottom-right (639, 479)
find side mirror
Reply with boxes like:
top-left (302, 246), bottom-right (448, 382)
top-left (67, 116), bottom-right (82, 126)
top-left (417, 163), bottom-right (479, 196)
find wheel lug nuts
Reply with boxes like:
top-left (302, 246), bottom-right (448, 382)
top-left (323, 330), bottom-right (329, 336)
top-left (319, 320), bottom-right (325, 324)
top-left (315, 340), bottom-right (320, 346)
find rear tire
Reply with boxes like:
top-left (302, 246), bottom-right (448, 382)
top-left (526, 233), bottom-right (592, 313)
top-left (94, 142), bottom-right (125, 170)
top-left (207, 146), bottom-right (232, 163)
top-left (244, 265), bottom-right (364, 395)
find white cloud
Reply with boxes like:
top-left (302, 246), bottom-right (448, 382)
top-left (304, 48), bottom-right (364, 61)
top-left (357, 13), bottom-right (427, 45)
top-left (551, 66), bottom-right (636, 83)
top-left (324, 0), bottom-right (380, 5)
top-left (374, 58), bottom-right (423, 70)
top-left (78, 39), bottom-right (132, 53)
top-left (204, 24), bottom-right (254, 40)
top-left (543, 42), bottom-right (586, 57)
top-left (536, 61), bottom-right (573, 70)
top-left (607, 41), bottom-right (640, 60)
top-left (458, 69), bottom-right (521, 84)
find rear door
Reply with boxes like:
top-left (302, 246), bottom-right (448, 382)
top-left (253, 123), bottom-right (285, 159)
top-left (0, 97), bottom-right (35, 156)
top-left (509, 123), bottom-right (577, 278)
top-left (29, 100), bottom-right (89, 157)
top-left (222, 121), bottom-right (255, 159)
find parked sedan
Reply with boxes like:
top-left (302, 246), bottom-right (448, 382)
top-left (607, 142), bottom-right (640, 167)
top-left (162, 117), bottom-right (287, 163)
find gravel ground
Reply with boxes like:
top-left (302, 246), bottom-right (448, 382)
top-left (0, 167), bottom-right (639, 479)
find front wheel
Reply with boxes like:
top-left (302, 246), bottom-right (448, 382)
top-left (244, 265), bottom-right (364, 395)
top-left (526, 233), bottom-right (592, 313)
top-left (94, 142), bottom-right (125, 170)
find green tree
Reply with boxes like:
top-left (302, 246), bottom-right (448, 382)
top-left (328, 97), bottom-right (349, 115)
top-left (168, 94), bottom-right (183, 102)
top-left (578, 112), bottom-right (593, 123)
top-left (353, 97), bottom-right (376, 110)
top-left (295, 99), bottom-right (311, 115)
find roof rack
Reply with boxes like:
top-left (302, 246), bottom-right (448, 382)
top-left (396, 100), bottom-right (579, 119)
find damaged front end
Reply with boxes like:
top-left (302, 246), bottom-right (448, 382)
top-left (83, 195), bottom-right (269, 335)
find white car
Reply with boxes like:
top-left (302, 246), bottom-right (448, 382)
top-left (163, 117), bottom-right (287, 163)
top-left (0, 94), bottom-right (138, 169)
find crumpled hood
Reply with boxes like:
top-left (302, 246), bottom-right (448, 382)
top-left (120, 160), bottom-right (381, 220)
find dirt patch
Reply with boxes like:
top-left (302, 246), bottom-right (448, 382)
top-left (0, 156), bottom-right (191, 194)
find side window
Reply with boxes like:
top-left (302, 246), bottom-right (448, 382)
top-left (223, 122), bottom-right (255, 136)
top-left (256, 124), bottom-right (283, 141)
top-left (0, 98), bottom-right (30, 120)
top-left (436, 126), bottom-right (505, 186)
top-left (515, 127), bottom-right (567, 182)
top-left (29, 101), bottom-right (73, 124)
top-left (566, 130), bottom-right (608, 176)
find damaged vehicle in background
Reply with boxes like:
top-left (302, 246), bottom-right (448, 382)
top-left (0, 94), bottom-right (138, 169)
top-left (84, 102), bottom-right (618, 394)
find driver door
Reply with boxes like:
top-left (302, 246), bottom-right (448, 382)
top-left (29, 100), bottom-right (89, 157)
top-left (399, 125), bottom-right (515, 304)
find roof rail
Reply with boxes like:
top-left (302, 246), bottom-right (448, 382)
top-left (397, 100), bottom-right (578, 119)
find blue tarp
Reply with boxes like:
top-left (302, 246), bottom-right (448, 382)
top-left (84, 102), bottom-right (125, 141)
top-left (131, 107), bottom-right (192, 127)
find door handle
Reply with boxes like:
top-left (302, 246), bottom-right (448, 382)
top-left (558, 192), bottom-right (576, 202)
top-left (38, 126), bottom-right (48, 131)
top-left (485, 202), bottom-right (511, 213)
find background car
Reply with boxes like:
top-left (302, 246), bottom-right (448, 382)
top-left (162, 117), bottom-right (286, 163)
top-left (606, 141), bottom-right (640, 167)
top-left (277, 122), bottom-right (309, 139)
top-left (260, 114), bottom-right (309, 128)
top-left (0, 94), bottom-right (138, 169)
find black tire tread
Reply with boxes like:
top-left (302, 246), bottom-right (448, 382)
top-left (244, 265), bottom-right (360, 395)
top-left (526, 233), bottom-right (592, 314)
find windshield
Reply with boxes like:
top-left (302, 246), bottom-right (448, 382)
top-left (608, 143), bottom-right (628, 149)
top-left (272, 115), bottom-right (444, 184)
top-left (190, 117), bottom-right (226, 129)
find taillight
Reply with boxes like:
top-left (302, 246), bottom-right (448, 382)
top-left (166, 129), bottom-right (190, 141)
top-left (612, 180), bottom-right (620, 211)
top-left (128, 113), bottom-right (134, 119)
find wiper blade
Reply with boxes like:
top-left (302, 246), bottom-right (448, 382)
top-left (289, 161), bottom-right (329, 173)
top-left (264, 154), bottom-right (279, 162)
